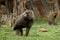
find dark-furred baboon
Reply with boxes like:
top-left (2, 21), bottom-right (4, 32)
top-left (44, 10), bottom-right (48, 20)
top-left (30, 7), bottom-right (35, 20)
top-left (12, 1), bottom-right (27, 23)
top-left (13, 9), bottom-right (34, 36)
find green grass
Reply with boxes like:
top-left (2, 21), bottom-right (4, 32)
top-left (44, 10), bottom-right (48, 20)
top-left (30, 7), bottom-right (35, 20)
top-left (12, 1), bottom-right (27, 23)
top-left (0, 17), bottom-right (60, 40)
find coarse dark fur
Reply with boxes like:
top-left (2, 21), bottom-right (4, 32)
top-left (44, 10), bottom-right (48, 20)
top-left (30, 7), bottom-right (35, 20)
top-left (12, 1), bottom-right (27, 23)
top-left (13, 9), bottom-right (34, 36)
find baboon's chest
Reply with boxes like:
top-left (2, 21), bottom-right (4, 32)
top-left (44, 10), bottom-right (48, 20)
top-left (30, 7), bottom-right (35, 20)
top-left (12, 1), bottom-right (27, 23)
top-left (19, 22), bottom-right (28, 28)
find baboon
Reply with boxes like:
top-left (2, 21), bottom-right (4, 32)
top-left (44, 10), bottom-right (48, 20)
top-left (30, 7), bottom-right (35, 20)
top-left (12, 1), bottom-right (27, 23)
top-left (46, 0), bottom-right (58, 25)
top-left (48, 12), bottom-right (57, 25)
top-left (13, 9), bottom-right (34, 36)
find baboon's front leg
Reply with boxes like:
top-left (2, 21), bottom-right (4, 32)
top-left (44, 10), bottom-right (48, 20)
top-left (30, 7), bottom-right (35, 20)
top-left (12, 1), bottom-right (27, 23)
top-left (20, 28), bottom-right (23, 36)
top-left (25, 27), bottom-right (31, 36)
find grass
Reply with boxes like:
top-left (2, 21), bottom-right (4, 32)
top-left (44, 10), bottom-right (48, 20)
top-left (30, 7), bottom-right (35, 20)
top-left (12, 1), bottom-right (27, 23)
top-left (0, 17), bottom-right (60, 40)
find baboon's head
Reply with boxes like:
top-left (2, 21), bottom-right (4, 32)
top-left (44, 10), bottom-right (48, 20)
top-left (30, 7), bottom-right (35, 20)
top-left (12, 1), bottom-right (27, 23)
top-left (23, 11), bottom-right (33, 21)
